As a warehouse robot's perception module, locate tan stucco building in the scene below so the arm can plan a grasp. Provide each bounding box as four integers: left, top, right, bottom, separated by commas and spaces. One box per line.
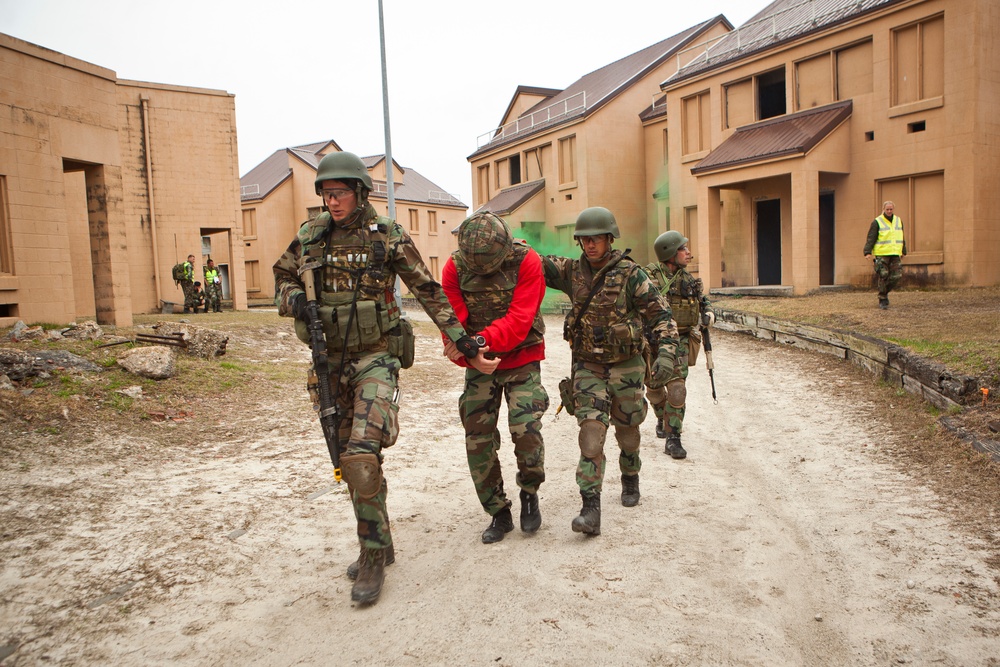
468, 17, 733, 260
0, 33, 247, 328
647, 0, 1000, 293
239, 141, 466, 300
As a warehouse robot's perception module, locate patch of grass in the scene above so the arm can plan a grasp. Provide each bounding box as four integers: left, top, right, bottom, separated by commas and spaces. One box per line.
219, 361, 246, 371
107, 393, 134, 413
55, 375, 82, 398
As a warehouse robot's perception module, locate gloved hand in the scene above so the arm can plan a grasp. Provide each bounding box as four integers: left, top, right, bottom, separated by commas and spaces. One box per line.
701, 311, 715, 327
291, 293, 310, 323
651, 345, 676, 385
454, 335, 484, 359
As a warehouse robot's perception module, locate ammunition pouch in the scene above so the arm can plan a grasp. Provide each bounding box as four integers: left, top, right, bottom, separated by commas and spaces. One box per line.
558, 376, 576, 417
387, 317, 415, 369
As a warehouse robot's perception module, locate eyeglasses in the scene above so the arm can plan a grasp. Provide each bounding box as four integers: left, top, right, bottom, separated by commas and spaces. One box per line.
321, 188, 354, 201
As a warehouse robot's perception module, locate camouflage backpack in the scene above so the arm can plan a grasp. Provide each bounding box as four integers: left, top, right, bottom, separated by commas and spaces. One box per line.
171, 263, 186, 281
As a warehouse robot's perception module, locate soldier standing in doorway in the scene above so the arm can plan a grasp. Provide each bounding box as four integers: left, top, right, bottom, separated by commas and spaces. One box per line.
203, 258, 222, 312
863, 201, 906, 309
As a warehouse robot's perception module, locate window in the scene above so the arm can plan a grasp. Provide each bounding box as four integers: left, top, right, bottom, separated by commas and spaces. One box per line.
477, 165, 490, 205
757, 68, 786, 120
409, 208, 419, 233
245, 260, 260, 292
558, 135, 576, 185
796, 54, 833, 110
242, 208, 257, 239
201, 236, 212, 257
892, 15, 944, 107
877, 172, 944, 262
524, 147, 544, 181
662, 129, 669, 165
836, 40, 873, 100
682, 91, 711, 155
428, 210, 438, 235
724, 79, 753, 129
509, 155, 521, 186
429, 256, 439, 282
0, 176, 13, 275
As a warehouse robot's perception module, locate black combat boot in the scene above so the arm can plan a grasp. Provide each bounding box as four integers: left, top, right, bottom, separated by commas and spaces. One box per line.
481, 506, 514, 544
655, 416, 666, 439
351, 547, 387, 604
666, 433, 687, 459
571, 493, 601, 535
879, 296, 889, 309
347, 542, 395, 581
621, 474, 640, 507
519, 489, 541, 533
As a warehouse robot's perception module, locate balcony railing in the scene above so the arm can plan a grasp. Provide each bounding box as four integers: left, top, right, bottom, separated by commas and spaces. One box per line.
477, 91, 587, 148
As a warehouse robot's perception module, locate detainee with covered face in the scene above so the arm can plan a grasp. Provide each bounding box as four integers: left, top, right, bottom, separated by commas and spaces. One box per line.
541, 207, 678, 536
273, 151, 492, 605
441, 211, 548, 544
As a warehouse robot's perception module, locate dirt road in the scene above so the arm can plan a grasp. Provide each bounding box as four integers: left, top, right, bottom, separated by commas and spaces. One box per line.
2, 313, 998, 665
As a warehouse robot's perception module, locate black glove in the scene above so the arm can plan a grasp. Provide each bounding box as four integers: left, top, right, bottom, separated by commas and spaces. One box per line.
291, 293, 309, 323
454, 335, 483, 359
701, 311, 715, 327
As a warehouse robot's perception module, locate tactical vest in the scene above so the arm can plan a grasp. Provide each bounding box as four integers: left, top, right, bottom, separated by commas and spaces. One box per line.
646, 263, 701, 332
563, 251, 644, 364
451, 240, 545, 355
873, 214, 904, 256
293, 210, 402, 353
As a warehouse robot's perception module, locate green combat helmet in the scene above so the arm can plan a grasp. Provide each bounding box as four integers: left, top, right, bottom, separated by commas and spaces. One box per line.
314, 152, 374, 194
654, 230, 688, 263
458, 211, 513, 275
574, 206, 620, 238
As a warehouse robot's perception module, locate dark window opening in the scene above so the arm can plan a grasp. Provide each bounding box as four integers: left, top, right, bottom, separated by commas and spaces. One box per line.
509, 155, 521, 185
0, 304, 15, 317
565, 193, 573, 201
757, 69, 786, 120
865, 131, 875, 141
907, 121, 926, 133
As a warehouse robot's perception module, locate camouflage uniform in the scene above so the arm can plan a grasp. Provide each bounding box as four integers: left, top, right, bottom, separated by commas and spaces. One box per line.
274, 202, 467, 552
451, 240, 547, 518
643, 262, 713, 439
543, 249, 677, 496
203, 265, 222, 312
179, 261, 198, 312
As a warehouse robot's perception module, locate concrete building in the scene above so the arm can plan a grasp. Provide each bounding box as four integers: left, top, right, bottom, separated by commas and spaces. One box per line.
648, 0, 1000, 293
468, 17, 733, 262
0, 32, 247, 328
239, 141, 466, 300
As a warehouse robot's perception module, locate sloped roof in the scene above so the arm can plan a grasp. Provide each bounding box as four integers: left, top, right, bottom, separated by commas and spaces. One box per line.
475, 180, 546, 216
639, 94, 668, 122
690, 100, 851, 174
666, 0, 906, 86
470, 16, 729, 159
240, 142, 466, 208
497, 85, 564, 128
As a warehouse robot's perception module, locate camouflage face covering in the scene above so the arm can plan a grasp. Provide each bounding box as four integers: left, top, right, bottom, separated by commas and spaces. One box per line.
458, 212, 513, 275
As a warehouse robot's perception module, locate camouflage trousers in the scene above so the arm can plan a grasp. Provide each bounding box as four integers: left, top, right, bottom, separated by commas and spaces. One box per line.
571, 354, 647, 496
459, 361, 547, 516
316, 350, 401, 551
180, 280, 198, 309
204, 282, 221, 311
645, 333, 694, 435
874, 255, 903, 297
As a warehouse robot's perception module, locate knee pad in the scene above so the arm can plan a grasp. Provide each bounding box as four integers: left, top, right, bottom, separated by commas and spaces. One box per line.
340, 453, 383, 500
579, 419, 608, 459
666, 378, 687, 409
615, 424, 641, 453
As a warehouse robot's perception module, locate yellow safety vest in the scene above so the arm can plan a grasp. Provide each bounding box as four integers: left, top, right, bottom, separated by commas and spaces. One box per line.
873, 215, 903, 256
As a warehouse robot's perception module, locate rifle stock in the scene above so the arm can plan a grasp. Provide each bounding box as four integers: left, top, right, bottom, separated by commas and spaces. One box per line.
300, 262, 342, 482
700, 325, 718, 404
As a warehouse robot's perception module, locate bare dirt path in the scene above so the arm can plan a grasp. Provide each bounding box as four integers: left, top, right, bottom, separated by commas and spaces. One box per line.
2, 313, 998, 666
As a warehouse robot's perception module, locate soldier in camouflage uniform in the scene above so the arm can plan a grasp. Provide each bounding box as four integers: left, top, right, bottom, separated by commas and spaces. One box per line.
644, 231, 714, 459
542, 207, 678, 536
273, 152, 487, 605
203, 258, 222, 313
179, 255, 198, 313
441, 212, 547, 544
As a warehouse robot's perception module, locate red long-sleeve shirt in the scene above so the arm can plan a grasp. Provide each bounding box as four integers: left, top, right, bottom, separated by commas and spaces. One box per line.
441, 247, 546, 370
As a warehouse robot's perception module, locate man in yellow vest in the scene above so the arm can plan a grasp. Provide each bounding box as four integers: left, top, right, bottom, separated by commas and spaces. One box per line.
863, 201, 907, 309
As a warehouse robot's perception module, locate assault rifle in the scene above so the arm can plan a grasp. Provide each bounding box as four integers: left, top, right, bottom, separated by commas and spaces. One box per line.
299, 261, 342, 482
700, 323, 718, 404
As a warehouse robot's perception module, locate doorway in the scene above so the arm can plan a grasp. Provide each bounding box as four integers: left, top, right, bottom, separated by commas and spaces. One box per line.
819, 192, 835, 285
756, 199, 781, 285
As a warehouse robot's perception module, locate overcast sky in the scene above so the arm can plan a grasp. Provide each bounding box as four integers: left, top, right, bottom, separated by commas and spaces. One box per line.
1, 0, 761, 211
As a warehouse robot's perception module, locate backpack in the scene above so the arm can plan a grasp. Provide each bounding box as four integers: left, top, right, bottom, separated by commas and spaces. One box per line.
172, 263, 186, 281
